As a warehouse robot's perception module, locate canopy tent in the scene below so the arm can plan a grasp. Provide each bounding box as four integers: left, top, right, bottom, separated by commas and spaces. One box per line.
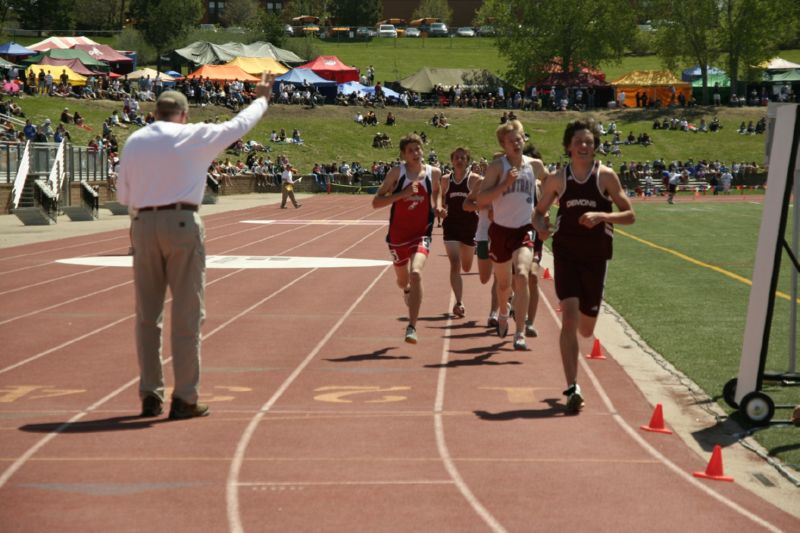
765, 70, 800, 83
691, 73, 730, 87
543, 59, 606, 82
338, 81, 400, 100
186, 63, 260, 82
0, 41, 34, 57
124, 68, 176, 82
536, 71, 608, 88
24, 48, 107, 69
164, 70, 183, 78
399, 67, 505, 93
297, 55, 358, 84
173, 41, 304, 66
26, 64, 86, 86
756, 57, 800, 70
0, 56, 20, 68
226, 56, 288, 76
29, 36, 98, 52
610, 70, 691, 107
273, 68, 337, 102
39, 56, 101, 76
72, 43, 131, 63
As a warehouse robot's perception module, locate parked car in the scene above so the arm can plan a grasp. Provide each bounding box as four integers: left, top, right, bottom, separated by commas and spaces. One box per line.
428, 22, 449, 37
404, 27, 421, 38
476, 25, 496, 37
456, 27, 475, 37
377, 24, 397, 38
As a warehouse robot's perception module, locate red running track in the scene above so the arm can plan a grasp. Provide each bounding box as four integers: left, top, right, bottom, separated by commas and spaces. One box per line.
0, 195, 796, 532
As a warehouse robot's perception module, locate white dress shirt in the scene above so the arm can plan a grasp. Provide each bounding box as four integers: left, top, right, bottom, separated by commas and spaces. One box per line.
117, 97, 267, 209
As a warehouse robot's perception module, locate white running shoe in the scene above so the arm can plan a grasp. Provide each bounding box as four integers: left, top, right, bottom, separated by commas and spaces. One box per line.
564, 384, 585, 413
525, 319, 538, 337
513, 333, 527, 350
488, 311, 498, 328
404, 325, 418, 344
453, 303, 465, 318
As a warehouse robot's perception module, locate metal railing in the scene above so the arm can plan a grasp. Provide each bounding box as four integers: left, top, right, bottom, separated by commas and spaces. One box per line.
0, 141, 108, 184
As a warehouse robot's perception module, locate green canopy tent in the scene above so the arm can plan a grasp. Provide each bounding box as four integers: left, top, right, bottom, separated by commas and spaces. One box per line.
23, 48, 107, 70
172, 41, 304, 67
691, 72, 731, 102
399, 67, 506, 93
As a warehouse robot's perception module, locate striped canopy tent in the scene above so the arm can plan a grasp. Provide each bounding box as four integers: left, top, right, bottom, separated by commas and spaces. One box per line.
610, 70, 691, 107
756, 57, 800, 70
186, 63, 260, 82
225, 56, 288, 76
26, 64, 86, 86
28, 36, 98, 52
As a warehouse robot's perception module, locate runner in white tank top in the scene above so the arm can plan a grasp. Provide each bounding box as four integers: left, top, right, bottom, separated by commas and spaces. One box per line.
477, 121, 549, 349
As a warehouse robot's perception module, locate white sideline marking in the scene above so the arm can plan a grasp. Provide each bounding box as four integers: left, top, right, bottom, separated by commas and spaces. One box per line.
56, 255, 391, 269
540, 292, 781, 532
434, 293, 507, 533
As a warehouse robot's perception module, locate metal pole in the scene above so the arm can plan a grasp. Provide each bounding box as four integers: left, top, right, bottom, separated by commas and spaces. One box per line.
790, 158, 799, 374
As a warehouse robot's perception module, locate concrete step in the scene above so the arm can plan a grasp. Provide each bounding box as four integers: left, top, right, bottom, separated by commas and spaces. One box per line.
62, 205, 98, 221
13, 206, 56, 225
102, 201, 129, 215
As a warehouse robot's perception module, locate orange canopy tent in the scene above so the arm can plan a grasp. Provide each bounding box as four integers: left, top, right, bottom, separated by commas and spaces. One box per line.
186, 63, 260, 82
610, 70, 691, 107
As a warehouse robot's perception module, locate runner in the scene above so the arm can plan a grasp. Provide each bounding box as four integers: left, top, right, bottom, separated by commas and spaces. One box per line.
533, 118, 636, 412
463, 157, 497, 326
440, 147, 480, 318
372, 133, 444, 344
477, 120, 548, 350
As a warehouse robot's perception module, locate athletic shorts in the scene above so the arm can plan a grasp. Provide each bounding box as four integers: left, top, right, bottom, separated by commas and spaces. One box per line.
488, 222, 533, 264
668, 184, 677, 194
388, 236, 431, 266
442, 221, 477, 247
553, 254, 608, 317
476, 240, 490, 260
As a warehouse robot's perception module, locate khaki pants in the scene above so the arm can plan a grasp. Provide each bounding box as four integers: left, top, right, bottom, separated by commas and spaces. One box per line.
281, 183, 298, 208
132, 209, 205, 404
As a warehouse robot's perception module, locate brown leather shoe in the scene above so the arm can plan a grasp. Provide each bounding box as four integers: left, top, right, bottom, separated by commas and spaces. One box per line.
168, 397, 209, 420
140, 395, 163, 417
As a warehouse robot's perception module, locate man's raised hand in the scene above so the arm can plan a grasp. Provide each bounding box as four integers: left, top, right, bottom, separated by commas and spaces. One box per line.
255, 71, 276, 100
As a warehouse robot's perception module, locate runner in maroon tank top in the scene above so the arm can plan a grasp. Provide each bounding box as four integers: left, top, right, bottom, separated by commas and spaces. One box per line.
533, 118, 636, 413
373, 133, 444, 344
440, 147, 481, 318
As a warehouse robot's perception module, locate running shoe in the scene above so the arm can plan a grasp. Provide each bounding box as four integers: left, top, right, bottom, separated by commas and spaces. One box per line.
496, 314, 509, 338
405, 325, 418, 344
525, 319, 538, 337
563, 384, 585, 413
488, 311, 498, 328
453, 302, 465, 318
513, 333, 527, 350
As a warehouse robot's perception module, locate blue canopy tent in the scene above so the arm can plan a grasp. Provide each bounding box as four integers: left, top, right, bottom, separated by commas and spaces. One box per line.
338, 81, 401, 101
681, 65, 725, 82
274, 68, 337, 102
0, 41, 34, 56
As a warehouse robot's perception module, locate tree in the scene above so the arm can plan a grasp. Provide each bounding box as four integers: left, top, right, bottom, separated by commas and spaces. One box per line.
652, 1, 721, 105
129, 0, 202, 72
11, 0, 76, 35
251, 8, 287, 47
219, 0, 258, 28
412, 0, 453, 25
477, 0, 636, 88
718, 0, 799, 93
329, 0, 380, 26
0, 1, 11, 29
73, 0, 124, 30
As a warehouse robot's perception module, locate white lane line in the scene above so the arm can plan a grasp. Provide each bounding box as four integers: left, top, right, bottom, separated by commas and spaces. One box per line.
0, 266, 107, 297
237, 480, 455, 487
0, 222, 385, 492
433, 293, 507, 533
226, 235, 389, 533
539, 292, 781, 533
0, 205, 368, 363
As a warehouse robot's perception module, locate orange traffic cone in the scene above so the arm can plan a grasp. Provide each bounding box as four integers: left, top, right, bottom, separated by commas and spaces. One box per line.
692, 445, 734, 482
586, 338, 606, 360
640, 403, 672, 434
542, 267, 552, 280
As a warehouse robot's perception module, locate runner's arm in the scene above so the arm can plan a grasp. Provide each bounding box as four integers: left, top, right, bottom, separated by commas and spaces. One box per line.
372, 167, 408, 208
579, 168, 636, 228
533, 169, 563, 240
476, 160, 509, 207
462, 173, 483, 212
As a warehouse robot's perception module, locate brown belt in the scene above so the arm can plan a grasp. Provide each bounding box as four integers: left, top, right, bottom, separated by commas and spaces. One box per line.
138, 203, 198, 212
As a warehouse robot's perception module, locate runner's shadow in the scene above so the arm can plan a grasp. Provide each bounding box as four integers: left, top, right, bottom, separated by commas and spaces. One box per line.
397, 314, 450, 323
325, 347, 411, 362
448, 342, 507, 355
19, 415, 172, 434
425, 353, 521, 368
474, 399, 570, 420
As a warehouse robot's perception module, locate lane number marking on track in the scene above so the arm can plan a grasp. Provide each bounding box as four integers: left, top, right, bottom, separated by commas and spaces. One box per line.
313, 386, 410, 404
0, 385, 85, 403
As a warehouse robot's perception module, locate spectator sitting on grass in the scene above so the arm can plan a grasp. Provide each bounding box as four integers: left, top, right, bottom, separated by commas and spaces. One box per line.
53, 124, 71, 143
291, 129, 303, 143
355, 111, 364, 125
385, 111, 396, 126
60, 107, 73, 123
365, 111, 378, 126
278, 128, 287, 142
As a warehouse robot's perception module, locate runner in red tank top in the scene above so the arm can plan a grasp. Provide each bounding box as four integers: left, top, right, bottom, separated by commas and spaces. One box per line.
373, 133, 444, 344
440, 147, 481, 318
533, 118, 636, 413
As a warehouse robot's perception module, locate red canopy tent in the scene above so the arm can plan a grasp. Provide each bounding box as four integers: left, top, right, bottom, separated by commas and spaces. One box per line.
39, 56, 101, 76
297, 55, 359, 84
